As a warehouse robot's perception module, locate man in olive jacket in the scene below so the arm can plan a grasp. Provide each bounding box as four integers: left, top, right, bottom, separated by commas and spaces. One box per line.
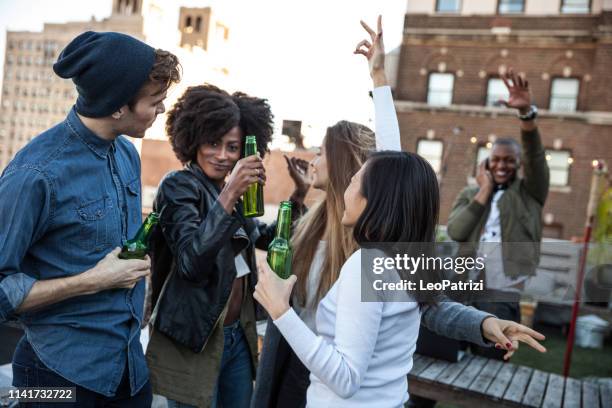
447, 69, 549, 359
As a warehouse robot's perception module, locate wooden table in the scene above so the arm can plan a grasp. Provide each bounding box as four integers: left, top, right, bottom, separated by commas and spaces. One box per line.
408, 354, 612, 407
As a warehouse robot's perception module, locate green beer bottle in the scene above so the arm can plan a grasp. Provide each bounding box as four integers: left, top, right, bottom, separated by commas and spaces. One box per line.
119, 212, 159, 260
243, 135, 264, 218
267, 201, 293, 279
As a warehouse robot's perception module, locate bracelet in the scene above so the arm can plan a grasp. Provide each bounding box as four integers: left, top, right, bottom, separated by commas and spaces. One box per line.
518, 105, 538, 121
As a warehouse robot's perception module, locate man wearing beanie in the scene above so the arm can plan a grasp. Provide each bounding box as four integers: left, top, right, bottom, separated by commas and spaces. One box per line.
0, 31, 180, 406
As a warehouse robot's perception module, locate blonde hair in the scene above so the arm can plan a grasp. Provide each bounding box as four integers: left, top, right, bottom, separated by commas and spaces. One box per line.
292, 121, 375, 305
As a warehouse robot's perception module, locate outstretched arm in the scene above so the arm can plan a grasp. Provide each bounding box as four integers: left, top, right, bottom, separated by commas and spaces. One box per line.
354, 16, 401, 151
422, 301, 546, 360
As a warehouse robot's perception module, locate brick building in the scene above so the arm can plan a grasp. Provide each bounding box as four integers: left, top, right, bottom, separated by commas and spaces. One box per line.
394, 0, 612, 239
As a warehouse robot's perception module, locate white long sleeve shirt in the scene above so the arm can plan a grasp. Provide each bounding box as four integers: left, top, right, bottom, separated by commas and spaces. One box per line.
274, 250, 421, 408
373, 86, 401, 151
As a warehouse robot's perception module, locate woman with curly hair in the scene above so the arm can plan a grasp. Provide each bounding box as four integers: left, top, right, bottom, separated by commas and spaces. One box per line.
144, 84, 307, 408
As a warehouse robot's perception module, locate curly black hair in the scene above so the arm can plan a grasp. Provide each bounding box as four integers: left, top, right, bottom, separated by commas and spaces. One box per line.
166, 84, 273, 164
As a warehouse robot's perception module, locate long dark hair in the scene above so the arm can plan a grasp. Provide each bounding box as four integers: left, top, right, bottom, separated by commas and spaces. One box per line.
354, 151, 439, 243
354, 150, 440, 305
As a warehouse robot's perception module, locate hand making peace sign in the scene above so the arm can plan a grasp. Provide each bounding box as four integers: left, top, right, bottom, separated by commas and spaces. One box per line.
354, 15, 385, 81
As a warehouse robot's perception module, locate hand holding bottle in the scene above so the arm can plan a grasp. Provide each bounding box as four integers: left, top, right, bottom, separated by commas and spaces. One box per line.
254, 258, 297, 320
219, 155, 266, 214
84, 248, 151, 292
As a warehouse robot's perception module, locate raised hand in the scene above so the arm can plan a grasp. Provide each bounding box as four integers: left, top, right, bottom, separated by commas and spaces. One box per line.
225, 155, 266, 195
498, 68, 532, 114
218, 154, 266, 214
284, 154, 311, 196
354, 15, 386, 84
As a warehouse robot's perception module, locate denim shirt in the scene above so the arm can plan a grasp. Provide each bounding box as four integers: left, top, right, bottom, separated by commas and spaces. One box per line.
0, 106, 147, 397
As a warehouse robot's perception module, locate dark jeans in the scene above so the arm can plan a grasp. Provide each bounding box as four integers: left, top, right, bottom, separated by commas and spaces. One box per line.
167, 321, 253, 408
12, 336, 152, 408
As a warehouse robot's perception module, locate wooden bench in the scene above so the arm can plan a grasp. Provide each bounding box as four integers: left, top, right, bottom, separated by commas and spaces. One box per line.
408, 354, 612, 407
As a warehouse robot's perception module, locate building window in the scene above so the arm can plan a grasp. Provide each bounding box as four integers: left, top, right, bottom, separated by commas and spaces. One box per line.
195, 16, 202, 32
561, 0, 590, 13
498, 0, 525, 13
436, 0, 461, 13
417, 139, 444, 174
185, 16, 192, 28
550, 78, 579, 113
486, 78, 509, 106
546, 150, 572, 187
427, 73, 454, 106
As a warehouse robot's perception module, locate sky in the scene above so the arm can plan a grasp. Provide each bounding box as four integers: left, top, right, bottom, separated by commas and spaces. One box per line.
0, 0, 408, 147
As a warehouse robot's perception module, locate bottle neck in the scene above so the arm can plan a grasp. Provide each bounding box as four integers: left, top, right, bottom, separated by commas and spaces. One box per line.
275, 208, 291, 240
245, 145, 257, 156
134, 214, 158, 243
244, 138, 257, 156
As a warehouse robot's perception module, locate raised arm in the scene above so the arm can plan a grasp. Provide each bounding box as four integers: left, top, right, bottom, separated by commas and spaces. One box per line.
498, 69, 549, 205
354, 16, 401, 152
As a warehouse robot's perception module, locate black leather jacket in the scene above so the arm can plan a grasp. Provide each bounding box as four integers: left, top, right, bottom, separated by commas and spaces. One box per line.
150, 162, 275, 353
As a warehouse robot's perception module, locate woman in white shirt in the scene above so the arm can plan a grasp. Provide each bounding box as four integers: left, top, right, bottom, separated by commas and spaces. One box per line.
255, 143, 442, 407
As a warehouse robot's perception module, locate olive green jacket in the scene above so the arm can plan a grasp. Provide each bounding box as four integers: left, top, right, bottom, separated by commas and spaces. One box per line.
447, 128, 549, 278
